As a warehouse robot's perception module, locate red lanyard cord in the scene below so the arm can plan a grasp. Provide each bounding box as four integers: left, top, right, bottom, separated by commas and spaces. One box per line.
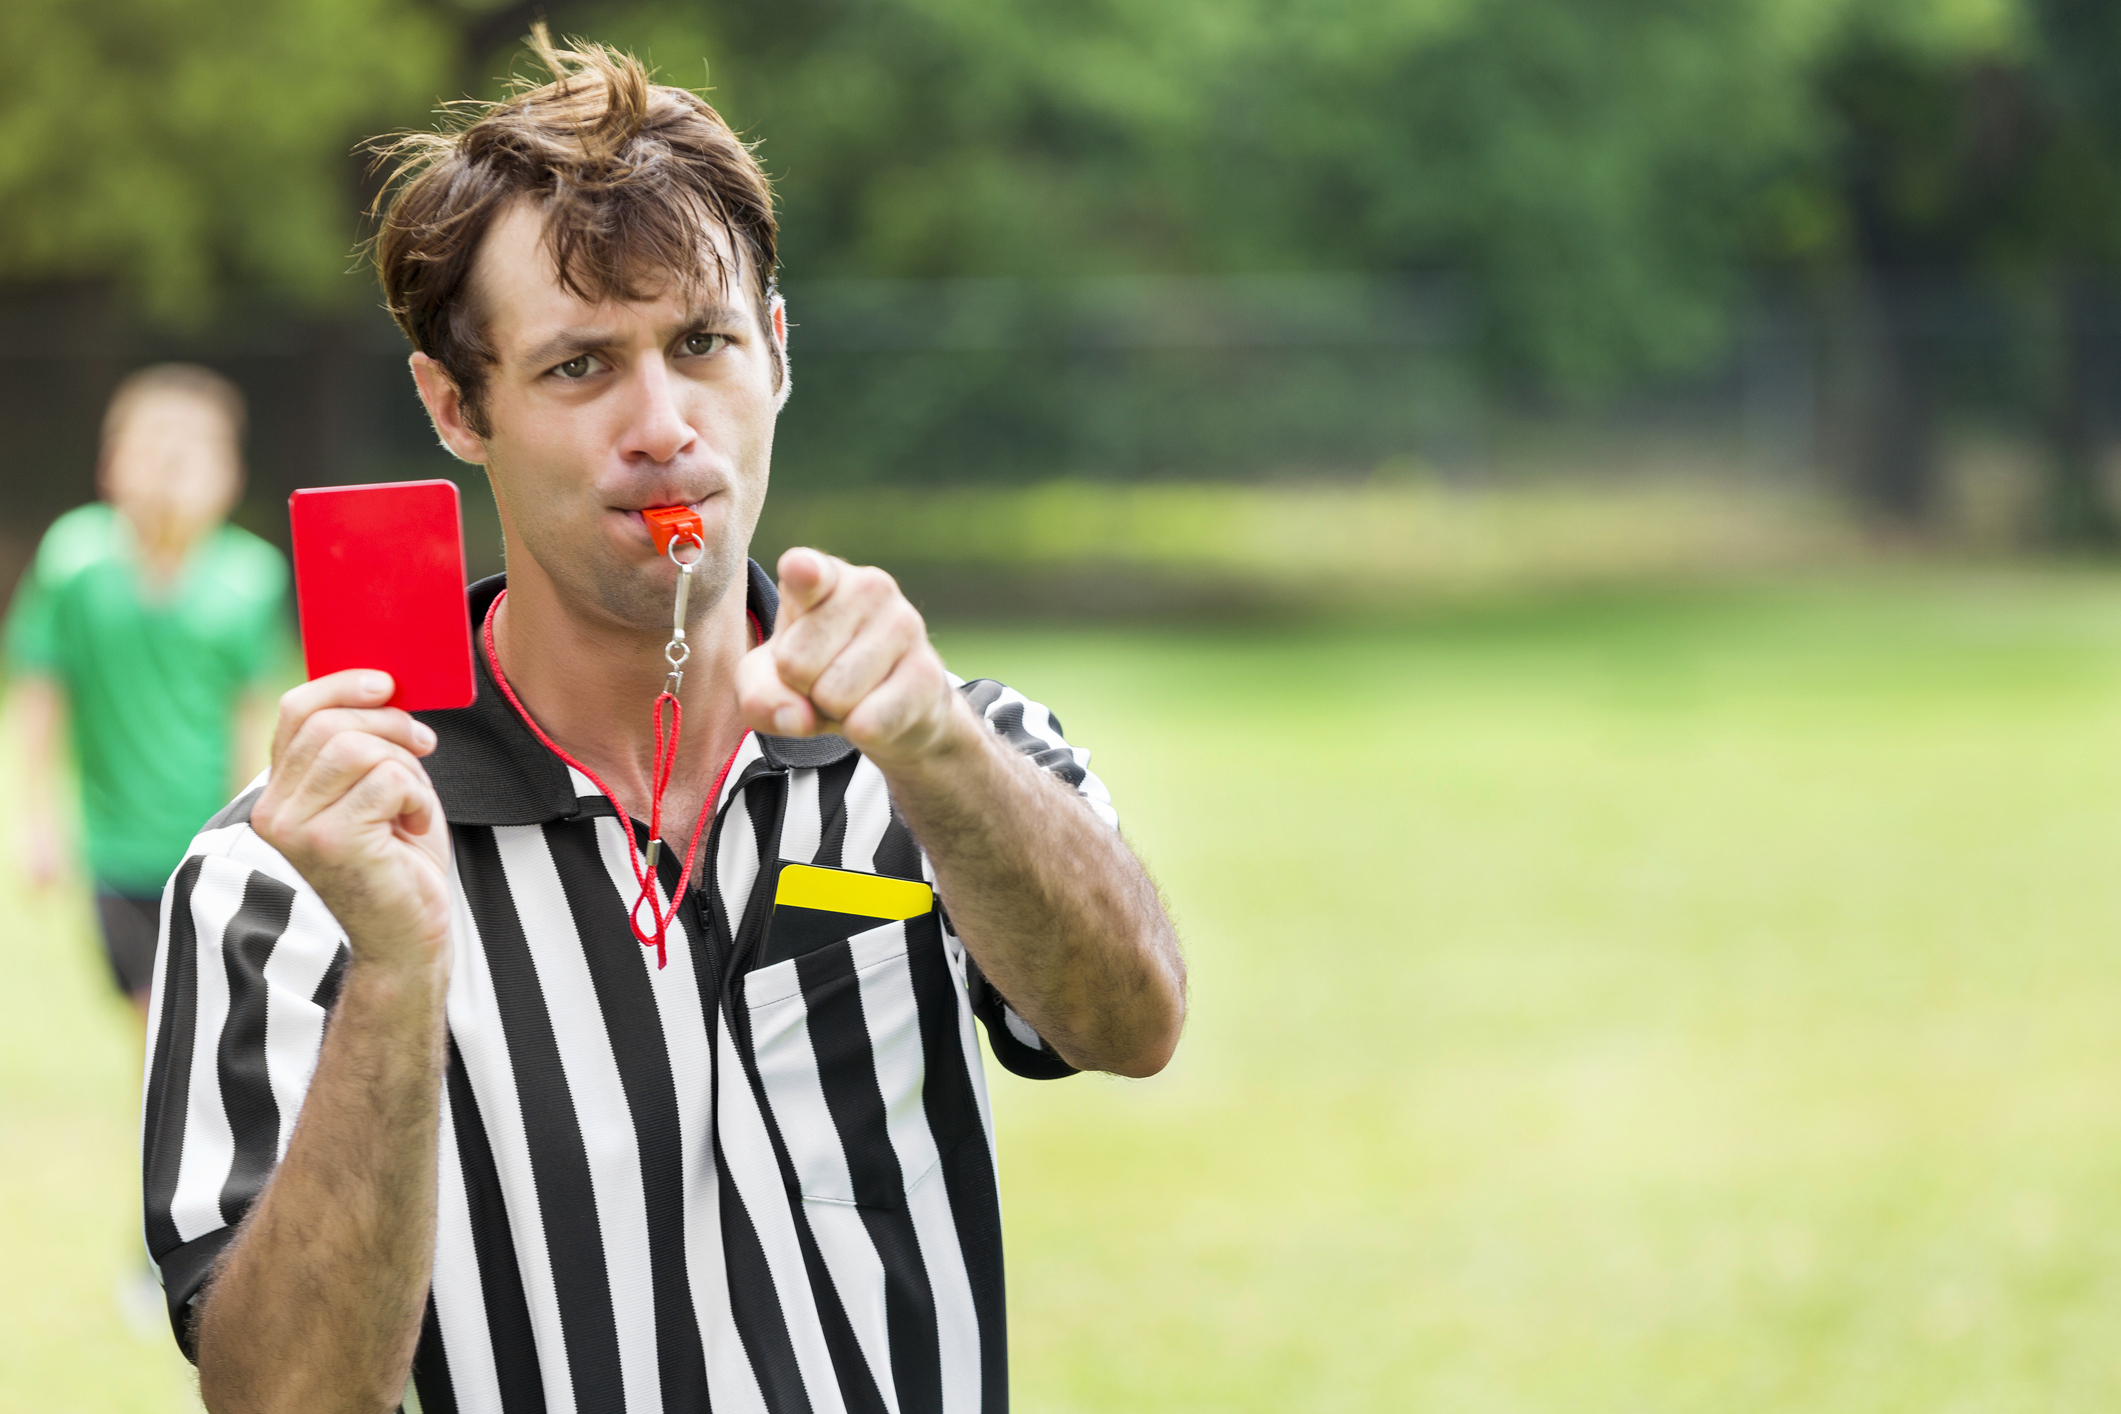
479, 589, 753, 968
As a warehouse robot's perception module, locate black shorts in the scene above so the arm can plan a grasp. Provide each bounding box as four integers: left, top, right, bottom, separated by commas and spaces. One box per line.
94, 889, 163, 998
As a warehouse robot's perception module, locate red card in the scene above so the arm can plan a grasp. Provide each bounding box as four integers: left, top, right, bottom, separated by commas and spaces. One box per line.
290, 480, 476, 711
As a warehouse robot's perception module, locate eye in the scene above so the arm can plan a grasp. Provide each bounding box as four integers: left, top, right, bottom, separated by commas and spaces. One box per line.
554, 354, 596, 380
682, 332, 727, 358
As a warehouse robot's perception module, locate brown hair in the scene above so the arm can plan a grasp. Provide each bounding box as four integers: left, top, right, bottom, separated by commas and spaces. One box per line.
369, 27, 779, 435
102, 363, 246, 448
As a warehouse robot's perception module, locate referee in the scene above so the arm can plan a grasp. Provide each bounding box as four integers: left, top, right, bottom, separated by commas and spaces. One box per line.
142, 30, 1184, 1414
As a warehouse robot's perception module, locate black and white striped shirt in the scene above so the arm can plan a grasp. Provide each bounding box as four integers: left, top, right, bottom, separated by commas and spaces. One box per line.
142, 565, 1109, 1414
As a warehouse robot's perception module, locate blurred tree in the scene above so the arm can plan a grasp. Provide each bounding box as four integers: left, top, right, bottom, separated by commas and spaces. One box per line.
518, 0, 1216, 283
1185, 0, 1835, 394
563, 0, 1839, 396
1800, 0, 2121, 539
1810, 24, 2018, 527
14, 0, 2121, 524
0, 0, 452, 318
2018, 0, 2121, 543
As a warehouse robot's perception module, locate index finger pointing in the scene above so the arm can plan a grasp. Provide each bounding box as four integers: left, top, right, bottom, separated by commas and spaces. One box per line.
774, 547, 842, 629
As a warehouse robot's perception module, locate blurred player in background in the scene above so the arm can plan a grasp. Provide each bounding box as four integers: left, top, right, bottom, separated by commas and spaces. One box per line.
7, 364, 288, 1029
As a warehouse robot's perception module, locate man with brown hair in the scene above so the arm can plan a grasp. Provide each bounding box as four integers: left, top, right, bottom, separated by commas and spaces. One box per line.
142, 31, 1183, 1414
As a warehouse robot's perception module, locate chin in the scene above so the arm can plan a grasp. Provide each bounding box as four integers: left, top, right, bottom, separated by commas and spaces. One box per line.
552, 528, 748, 634
686, 540, 749, 616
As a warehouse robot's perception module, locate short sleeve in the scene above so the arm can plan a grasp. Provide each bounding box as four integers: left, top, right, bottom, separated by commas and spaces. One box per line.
955, 678, 1119, 830
140, 787, 349, 1360
1, 511, 92, 677
8, 505, 120, 679
233, 595, 294, 688
3, 557, 57, 676
209, 529, 292, 686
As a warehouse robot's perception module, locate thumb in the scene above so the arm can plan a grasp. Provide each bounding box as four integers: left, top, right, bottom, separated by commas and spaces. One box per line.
775, 547, 841, 628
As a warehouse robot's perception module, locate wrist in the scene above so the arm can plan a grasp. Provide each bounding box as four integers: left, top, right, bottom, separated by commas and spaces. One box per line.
341, 946, 450, 1014
868, 690, 987, 779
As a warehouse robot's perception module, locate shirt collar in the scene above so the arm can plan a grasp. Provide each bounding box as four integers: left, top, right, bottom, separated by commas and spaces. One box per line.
416, 558, 855, 827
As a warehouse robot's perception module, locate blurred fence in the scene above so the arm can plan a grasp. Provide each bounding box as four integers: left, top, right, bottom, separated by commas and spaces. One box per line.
0, 286, 447, 574
0, 271, 2080, 603
776, 275, 1486, 485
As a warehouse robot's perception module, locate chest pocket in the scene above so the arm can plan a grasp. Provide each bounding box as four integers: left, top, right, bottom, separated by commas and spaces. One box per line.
753, 862, 933, 970
743, 866, 963, 1209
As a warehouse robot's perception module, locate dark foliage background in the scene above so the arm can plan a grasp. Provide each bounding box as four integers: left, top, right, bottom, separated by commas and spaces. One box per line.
7, 0, 2121, 583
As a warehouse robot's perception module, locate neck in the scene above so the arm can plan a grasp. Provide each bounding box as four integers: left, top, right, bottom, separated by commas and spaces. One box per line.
492, 554, 753, 826
120, 509, 203, 592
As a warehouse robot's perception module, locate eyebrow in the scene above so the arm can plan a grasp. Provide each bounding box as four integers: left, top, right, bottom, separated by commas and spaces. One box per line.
517, 301, 754, 373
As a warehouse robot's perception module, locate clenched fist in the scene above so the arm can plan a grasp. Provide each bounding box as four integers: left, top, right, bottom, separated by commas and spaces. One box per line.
250, 670, 453, 974
736, 548, 977, 770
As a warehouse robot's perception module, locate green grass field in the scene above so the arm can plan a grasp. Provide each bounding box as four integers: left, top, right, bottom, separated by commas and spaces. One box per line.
12, 568, 2121, 1409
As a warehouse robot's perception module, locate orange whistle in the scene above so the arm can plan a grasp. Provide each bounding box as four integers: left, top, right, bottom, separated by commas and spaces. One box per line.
643, 505, 704, 556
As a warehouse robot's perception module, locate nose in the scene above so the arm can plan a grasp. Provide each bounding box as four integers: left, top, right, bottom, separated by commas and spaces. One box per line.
617, 354, 695, 466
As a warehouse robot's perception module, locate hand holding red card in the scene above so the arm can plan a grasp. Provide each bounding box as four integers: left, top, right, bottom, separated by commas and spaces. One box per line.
290, 481, 476, 712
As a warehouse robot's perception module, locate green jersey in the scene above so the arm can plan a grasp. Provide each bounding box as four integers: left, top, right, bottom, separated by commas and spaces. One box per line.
6, 504, 289, 893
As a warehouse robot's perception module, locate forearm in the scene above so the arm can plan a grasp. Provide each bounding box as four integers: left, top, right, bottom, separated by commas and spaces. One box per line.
737, 550, 1183, 1072
883, 698, 1183, 1076
13, 676, 71, 882
195, 956, 448, 1414
14, 676, 63, 816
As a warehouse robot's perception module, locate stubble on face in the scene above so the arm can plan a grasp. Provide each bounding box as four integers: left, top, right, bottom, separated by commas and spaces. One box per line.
489, 437, 760, 635
466, 200, 779, 640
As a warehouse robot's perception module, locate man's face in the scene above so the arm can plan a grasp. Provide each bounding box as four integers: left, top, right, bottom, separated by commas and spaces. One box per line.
102, 392, 241, 557
446, 199, 783, 633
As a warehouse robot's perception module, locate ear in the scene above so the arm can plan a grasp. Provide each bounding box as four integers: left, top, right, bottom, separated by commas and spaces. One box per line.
770, 295, 793, 414
410, 353, 489, 464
